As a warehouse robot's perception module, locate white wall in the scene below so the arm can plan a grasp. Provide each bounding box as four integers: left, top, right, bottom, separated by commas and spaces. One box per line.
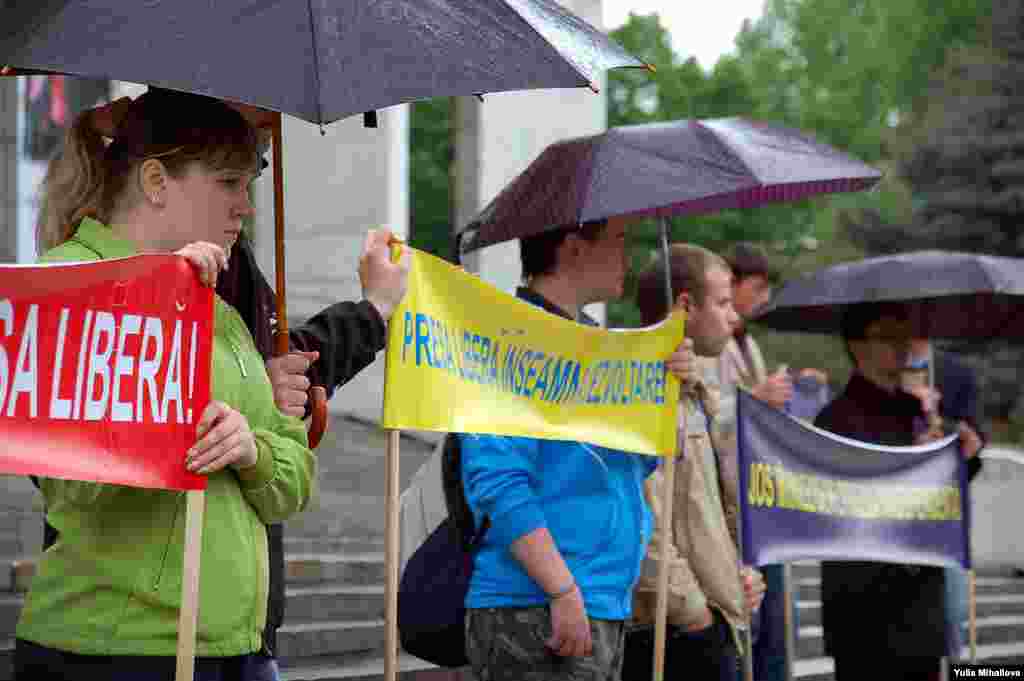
454, 0, 609, 324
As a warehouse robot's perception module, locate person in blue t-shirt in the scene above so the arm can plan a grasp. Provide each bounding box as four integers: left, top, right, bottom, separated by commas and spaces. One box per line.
459, 217, 692, 681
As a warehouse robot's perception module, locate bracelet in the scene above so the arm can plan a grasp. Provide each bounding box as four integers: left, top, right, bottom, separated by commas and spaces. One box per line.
547, 579, 576, 601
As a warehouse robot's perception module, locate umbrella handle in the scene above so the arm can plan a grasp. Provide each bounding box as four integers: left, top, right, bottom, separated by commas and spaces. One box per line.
274, 330, 329, 450
269, 113, 329, 450
308, 387, 328, 449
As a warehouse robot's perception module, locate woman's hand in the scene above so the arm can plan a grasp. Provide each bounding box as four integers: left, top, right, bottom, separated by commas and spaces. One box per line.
176, 241, 228, 288
187, 401, 259, 474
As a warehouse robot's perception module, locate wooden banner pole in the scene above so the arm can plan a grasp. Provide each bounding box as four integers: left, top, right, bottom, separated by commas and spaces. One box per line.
384, 429, 402, 681
652, 456, 676, 681
175, 490, 206, 681
783, 563, 796, 681
969, 569, 977, 663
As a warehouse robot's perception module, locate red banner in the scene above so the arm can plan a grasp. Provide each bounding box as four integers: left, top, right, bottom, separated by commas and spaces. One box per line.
0, 255, 212, 491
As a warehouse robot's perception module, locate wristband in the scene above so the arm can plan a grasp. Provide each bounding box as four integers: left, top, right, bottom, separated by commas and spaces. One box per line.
547, 579, 576, 601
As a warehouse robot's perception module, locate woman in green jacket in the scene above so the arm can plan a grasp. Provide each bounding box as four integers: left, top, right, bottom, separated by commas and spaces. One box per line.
14, 88, 317, 681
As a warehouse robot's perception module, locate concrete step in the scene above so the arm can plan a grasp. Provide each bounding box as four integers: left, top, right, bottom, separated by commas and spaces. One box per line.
280, 651, 464, 681
796, 614, 1024, 659
277, 620, 386, 660
795, 640, 1024, 681
797, 593, 1024, 627
790, 562, 821, 582
286, 553, 387, 587
285, 585, 385, 622
285, 537, 386, 557
0, 596, 22, 639
798, 575, 1024, 602
0, 639, 11, 681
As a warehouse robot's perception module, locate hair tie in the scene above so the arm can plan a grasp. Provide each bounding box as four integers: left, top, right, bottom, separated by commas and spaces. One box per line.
85, 96, 133, 139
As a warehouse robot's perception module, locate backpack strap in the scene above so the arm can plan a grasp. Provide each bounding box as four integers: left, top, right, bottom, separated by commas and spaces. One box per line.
441, 433, 491, 552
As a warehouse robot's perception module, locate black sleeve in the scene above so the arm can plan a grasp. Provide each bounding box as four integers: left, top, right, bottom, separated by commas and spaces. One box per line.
967, 454, 982, 481
288, 300, 387, 400
937, 355, 985, 480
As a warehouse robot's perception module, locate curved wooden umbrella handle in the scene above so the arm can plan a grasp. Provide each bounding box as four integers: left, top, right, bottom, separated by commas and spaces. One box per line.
308, 386, 329, 449
269, 114, 329, 450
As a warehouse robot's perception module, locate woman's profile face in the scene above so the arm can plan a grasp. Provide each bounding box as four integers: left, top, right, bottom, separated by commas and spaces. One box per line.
162, 161, 256, 253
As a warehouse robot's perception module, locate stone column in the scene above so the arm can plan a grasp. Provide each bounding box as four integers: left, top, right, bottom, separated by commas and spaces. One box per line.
452, 0, 608, 322
250, 104, 410, 422
0, 77, 16, 264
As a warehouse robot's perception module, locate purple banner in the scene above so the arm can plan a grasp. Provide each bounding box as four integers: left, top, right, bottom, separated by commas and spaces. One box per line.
737, 389, 970, 569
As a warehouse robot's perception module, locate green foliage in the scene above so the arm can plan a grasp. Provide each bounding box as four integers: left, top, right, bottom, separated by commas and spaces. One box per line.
603, 1, 991, 327
405, 0, 994, 343
409, 98, 454, 262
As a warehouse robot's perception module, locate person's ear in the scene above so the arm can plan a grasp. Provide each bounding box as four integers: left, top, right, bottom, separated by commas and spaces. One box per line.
138, 158, 168, 208
674, 290, 691, 314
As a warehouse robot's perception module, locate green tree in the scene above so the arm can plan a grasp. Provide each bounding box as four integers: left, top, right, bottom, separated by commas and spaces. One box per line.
605, 13, 827, 327
408, 98, 454, 262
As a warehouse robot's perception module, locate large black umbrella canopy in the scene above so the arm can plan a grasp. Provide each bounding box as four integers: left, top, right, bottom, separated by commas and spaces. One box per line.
2, 0, 648, 125
458, 117, 882, 254
753, 250, 1024, 340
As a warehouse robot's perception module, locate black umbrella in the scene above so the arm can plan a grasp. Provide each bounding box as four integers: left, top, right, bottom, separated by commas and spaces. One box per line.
2, 0, 648, 125
457, 117, 882, 254
3, 0, 650, 446
753, 250, 1024, 340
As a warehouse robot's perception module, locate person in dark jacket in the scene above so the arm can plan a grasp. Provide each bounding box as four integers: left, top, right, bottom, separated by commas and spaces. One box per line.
215, 230, 408, 668
815, 304, 983, 681
905, 339, 986, 660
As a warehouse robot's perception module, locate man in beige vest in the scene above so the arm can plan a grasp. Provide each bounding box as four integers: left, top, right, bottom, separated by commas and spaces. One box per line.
716, 243, 793, 431
622, 244, 765, 681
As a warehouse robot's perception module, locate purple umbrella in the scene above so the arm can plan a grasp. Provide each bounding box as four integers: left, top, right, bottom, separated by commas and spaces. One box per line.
457, 118, 882, 254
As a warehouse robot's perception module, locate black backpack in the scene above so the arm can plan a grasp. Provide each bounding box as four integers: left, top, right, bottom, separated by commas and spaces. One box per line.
398, 434, 489, 667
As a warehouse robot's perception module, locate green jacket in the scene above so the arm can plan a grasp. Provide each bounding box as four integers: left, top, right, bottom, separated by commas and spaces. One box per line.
16, 218, 317, 657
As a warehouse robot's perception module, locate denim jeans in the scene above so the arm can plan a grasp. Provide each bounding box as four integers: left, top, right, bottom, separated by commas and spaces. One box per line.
945, 566, 968, 658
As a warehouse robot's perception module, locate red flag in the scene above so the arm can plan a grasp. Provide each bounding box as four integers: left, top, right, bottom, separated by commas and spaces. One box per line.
0, 255, 212, 491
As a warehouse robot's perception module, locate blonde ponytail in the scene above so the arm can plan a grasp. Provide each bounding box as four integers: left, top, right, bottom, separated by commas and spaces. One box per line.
35, 110, 108, 254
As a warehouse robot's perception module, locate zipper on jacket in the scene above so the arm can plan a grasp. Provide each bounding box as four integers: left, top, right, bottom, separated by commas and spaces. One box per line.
153, 492, 184, 590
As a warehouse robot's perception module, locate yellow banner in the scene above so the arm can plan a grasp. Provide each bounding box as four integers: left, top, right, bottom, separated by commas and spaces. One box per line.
382, 248, 684, 457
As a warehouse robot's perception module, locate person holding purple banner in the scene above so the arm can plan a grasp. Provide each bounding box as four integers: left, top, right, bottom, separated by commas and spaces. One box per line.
713, 242, 822, 681
903, 339, 986, 662
623, 244, 765, 681
815, 303, 983, 681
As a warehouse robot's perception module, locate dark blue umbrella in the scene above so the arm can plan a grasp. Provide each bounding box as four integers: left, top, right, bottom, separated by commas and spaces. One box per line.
2, 0, 648, 125
754, 250, 1024, 340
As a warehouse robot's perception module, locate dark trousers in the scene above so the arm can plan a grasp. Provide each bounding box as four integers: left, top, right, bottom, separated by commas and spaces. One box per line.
15, 639, 278, 681
833, 655, 940, 681
622, 611, 738, 681
753, 564, 792, 681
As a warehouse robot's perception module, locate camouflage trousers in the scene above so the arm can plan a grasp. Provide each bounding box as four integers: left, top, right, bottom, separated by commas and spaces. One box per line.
465, 606, 626, 681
